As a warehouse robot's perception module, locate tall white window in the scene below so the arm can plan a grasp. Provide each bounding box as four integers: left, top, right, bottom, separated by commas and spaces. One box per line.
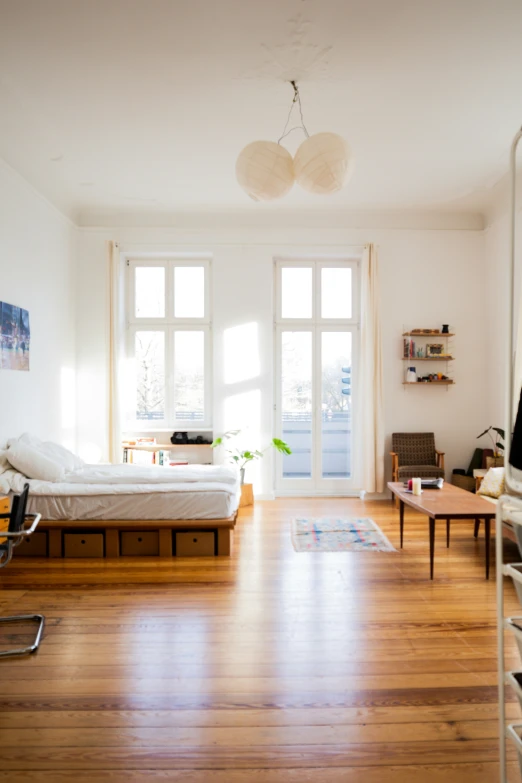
127, 258, 211, 429
275, 258, 359, 494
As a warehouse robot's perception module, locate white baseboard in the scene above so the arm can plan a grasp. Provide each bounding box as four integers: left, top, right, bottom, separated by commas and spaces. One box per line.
254, 493, 276, 501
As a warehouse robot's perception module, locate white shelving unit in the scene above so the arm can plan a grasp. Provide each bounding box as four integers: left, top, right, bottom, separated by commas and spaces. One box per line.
496, 496, 522, 782
496, 125, 522, 783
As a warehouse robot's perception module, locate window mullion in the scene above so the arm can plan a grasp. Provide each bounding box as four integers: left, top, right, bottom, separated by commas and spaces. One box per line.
167, 261, 174, 321
166, 326, 174, 428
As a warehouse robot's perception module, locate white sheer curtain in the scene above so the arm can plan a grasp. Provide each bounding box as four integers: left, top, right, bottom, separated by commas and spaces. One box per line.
108, 241, 126, 463
356, 243, 384, 493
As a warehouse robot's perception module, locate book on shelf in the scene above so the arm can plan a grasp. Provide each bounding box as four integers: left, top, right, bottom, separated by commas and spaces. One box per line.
155, 449, 171, 466
122, 447, 158, 465
403, 338, 415, 359
122, 446, 189, 467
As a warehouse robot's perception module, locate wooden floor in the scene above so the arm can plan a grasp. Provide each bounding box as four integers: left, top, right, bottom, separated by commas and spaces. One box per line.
0, 497, 521, 782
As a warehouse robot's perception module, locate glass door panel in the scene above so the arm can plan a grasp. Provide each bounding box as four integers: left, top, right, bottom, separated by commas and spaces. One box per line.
281, 331, 313, 480
321, 332, 352, 479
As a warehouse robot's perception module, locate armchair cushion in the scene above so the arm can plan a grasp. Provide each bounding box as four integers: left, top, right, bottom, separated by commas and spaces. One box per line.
397, 465, 445, 480
392, 433, 437, 466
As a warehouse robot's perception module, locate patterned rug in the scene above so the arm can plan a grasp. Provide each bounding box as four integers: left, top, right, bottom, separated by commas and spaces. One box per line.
291, 518, 396, 553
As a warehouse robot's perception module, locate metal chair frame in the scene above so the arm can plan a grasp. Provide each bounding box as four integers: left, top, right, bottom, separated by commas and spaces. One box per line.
0, 484, 43, 657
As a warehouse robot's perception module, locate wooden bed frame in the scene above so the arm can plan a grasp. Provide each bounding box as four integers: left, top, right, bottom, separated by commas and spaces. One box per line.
17, 514, 238, 558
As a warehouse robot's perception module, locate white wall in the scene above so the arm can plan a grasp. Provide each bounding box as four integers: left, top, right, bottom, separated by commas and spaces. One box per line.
484, 212, 510, 427
76, 221, 487, 496
0, 160, 77, 446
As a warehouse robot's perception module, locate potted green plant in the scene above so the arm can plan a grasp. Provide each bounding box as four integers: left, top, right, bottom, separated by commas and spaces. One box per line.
476, 426, 505, 467
212, 430, 292, 485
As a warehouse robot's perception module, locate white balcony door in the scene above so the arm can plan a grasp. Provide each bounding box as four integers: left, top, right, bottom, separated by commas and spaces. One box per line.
274, 260, 359, 495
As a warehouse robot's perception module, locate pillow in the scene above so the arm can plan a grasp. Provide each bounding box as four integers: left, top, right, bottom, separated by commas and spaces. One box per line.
0, 449, 9, 474
6, 434, 84, 472
477, 467, 505, 499
7, 432, 43, 449
40, 442, 84, 472
6, 442, 65, 482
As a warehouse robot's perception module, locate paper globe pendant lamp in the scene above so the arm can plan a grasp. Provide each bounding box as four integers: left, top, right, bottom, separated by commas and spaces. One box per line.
294, 132, 352, 195
236, 140, 294, 201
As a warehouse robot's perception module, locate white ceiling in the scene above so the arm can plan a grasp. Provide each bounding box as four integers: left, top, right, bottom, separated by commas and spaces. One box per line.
1, 0, 521, 224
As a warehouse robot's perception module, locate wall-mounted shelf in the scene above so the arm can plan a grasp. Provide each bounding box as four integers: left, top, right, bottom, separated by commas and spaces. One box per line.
402, 380, 454, 386
402, 327, 455, 387
401, 357, 454, 361
402, 332, 455, 337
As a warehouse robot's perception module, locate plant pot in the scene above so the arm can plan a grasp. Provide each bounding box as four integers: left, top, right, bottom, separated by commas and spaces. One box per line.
485, 455, 504, 469
239, 483, 254, 507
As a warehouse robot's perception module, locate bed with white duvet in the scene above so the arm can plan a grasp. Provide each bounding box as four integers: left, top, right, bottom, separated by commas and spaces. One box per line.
0, 435, 240, 521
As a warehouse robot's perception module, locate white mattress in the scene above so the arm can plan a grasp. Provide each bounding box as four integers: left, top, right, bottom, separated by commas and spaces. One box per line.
3, 463, 241, 521
27, 488, 239, 521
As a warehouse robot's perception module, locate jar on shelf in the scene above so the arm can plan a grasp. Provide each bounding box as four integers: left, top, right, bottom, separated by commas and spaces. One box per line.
405, 366, 417, 383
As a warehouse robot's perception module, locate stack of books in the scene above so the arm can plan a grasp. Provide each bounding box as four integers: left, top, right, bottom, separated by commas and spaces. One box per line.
122, 438, 188, 466
403, 338, 415, 358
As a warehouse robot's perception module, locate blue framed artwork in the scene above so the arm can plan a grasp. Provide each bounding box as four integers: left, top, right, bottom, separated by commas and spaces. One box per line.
1, 301, 30, 371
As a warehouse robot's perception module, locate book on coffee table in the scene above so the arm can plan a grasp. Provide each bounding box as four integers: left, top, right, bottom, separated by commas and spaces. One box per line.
402, 478, 444, 490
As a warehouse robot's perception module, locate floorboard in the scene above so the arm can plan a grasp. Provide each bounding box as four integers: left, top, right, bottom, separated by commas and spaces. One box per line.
0, 497, 520, 781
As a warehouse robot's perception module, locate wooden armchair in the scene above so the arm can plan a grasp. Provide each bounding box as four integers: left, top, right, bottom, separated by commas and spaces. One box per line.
390, 432, 445, 484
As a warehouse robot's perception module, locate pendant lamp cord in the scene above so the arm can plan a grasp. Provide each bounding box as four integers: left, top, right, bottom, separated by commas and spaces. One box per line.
277, 80, 310, 144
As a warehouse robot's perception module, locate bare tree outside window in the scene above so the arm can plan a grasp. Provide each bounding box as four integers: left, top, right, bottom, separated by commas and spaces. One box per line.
135, 331, 165, 420
281, 332, 312, 417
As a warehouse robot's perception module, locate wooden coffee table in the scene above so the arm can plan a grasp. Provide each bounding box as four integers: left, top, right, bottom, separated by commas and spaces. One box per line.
388, 481, 496, 579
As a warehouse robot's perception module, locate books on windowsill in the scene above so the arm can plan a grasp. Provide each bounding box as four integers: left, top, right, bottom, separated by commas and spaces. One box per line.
122, 447, 188, 466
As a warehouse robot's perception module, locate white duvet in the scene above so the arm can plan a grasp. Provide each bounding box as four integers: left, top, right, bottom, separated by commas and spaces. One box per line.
62, 464, 238, 486
3, 463, 240, 497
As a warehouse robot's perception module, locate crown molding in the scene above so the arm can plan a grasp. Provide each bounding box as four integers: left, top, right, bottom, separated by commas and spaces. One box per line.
77, 208, 484, 232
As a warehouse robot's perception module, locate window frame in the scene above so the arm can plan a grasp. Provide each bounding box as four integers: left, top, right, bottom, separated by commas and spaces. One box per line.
275, 258, 359, 326
126, 257, 212, 431
274, 257, 360, 494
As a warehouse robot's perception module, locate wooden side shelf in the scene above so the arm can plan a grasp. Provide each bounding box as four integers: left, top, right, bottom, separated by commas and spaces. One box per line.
402, 380, 454, 386
402, 328, 455, 386
402, 332, 455, 337
401, 357, 454, 361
